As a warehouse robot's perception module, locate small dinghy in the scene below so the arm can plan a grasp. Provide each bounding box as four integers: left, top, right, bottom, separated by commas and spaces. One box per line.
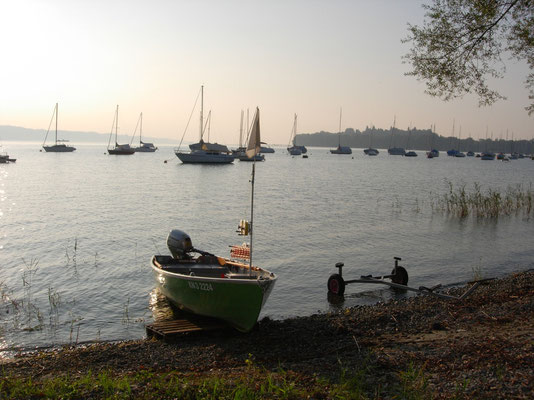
151, 230, 276, 332
151, 108, 276, 332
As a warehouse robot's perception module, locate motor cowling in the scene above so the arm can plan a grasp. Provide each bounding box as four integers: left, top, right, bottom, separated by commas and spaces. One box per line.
167, 229, 193, 259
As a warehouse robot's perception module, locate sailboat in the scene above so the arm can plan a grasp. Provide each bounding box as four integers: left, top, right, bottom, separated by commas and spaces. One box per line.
446, 120, 459, 156
481, 127, 495, 160
42, 103, 76, 152
287, 114, 303, 155
151, 108, 276, 332
260, 142, 275, 153
107, 105, 135, 155
404, 127, 418, 157
388, 116, 405, 155
131, 113, 157, 152
330, 108, 352, 154
232, 110, 247, 156
0, 145, 16, 163
175, 86, 235, 164
426, 124, 439, 158
363, 127, 379, 156
234, 110, 264, 161
454, 127, 466, 157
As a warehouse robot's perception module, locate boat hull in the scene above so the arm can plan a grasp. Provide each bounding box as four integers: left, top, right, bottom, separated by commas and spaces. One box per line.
238, 154, 265, 162
364, 148, 379, 155
134, 147, 157, 152
175, 151, 235, 164
481, 152, 495, 160
108, 148, 135, 155
151, 256, 276, 332
330, 146, 352, 154
43, 144, 76, 152
388, 147, 405, 155
287, 147, 302, 156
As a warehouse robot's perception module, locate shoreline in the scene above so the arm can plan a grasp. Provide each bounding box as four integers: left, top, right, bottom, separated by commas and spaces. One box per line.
1, 269, 533, 398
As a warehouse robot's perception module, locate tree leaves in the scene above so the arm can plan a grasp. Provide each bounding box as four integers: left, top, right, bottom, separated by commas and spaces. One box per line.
403, 0, 534, 113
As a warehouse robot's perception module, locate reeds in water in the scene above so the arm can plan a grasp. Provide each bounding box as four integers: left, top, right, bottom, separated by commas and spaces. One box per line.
433, 181, 534, 218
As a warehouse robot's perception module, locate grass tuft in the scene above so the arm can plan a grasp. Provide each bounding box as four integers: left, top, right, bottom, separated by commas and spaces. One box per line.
432, 180, 534, 218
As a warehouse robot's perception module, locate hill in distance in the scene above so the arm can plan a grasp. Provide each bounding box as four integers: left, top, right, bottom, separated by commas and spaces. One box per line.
0, 125, 178, 145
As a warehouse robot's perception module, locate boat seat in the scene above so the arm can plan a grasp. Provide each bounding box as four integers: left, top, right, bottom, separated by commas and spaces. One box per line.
154, 255, 229, 277
162, 264, 229, 278
197, 255, 226, 265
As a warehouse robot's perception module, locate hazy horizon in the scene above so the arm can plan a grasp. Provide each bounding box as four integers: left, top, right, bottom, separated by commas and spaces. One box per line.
2, 0, 533, 145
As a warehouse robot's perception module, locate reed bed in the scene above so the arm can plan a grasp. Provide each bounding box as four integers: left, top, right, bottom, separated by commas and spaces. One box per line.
432, 181, 534, 218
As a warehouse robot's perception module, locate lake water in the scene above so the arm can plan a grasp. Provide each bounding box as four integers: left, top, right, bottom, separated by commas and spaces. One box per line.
1, 143, 534, 354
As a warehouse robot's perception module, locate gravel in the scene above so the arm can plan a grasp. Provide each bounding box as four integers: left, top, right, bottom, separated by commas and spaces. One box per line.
2, 269, 533, 398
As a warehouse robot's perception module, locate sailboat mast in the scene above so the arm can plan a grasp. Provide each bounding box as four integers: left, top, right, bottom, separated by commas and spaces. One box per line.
115, 105, 119, 146
338, 107, 342, 147
200, 85, 204, 141
293, 114, 297, 146
239, 110, 244, 148
55, 103, 58, 145
391, 115, 396, 148
140, 112, 143, 145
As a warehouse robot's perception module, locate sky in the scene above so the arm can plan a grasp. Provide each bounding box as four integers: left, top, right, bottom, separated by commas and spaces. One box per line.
1, 0, 533, 145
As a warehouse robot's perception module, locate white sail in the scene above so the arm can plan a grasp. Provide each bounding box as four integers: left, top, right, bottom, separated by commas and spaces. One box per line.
246, 108, 261, 158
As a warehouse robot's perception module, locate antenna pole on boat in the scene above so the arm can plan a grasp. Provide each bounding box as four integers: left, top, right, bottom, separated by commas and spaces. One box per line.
249, 159, 255, 275
248, 107, 260, 275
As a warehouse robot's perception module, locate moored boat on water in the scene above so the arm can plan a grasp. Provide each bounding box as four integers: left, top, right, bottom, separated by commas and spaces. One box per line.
175, 86, 235, 164
388, 147, 405, 155
239, 153, 265, 162
287, 114, 305, 155
233, 110, 265, 162
481, 152, 496, 160
0, 145, 16, 163
42, 103, 76, 152
364, 129, 379, 156
131, 113, 158, 152
330, 108, 352, 155
0, 153, 16, 163
427, 149, 439, 158
107, 105, 135, 155
260, 142, 275, 153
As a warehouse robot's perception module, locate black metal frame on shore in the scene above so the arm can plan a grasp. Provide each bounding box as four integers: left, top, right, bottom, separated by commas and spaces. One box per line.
327, 257, 494, 300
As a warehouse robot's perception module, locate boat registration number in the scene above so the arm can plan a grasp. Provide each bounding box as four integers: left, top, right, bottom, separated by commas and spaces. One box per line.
188, 281, 213, 291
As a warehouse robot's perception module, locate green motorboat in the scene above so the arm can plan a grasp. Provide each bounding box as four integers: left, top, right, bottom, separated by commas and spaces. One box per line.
151, 108, 276, 332
150, 230, 276, 332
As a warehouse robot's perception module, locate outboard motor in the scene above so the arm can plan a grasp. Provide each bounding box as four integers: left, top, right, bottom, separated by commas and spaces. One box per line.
167, 230, 193, 259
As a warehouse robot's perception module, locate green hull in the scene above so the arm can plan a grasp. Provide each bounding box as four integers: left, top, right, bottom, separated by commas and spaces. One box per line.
151, 256, 276, 332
